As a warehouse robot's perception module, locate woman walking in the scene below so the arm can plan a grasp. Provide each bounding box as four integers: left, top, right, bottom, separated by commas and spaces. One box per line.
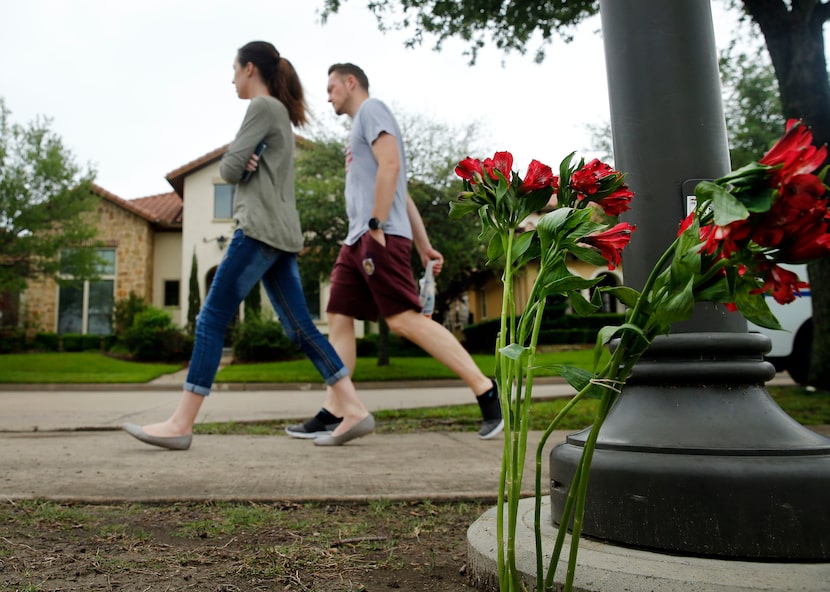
123, 41, 371, 450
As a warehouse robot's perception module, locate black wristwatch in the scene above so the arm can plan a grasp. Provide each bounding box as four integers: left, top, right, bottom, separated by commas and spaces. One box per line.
368, 217, 386, 231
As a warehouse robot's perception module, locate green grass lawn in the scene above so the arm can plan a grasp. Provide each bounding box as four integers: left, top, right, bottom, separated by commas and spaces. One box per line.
0, 348, 602, 384
0, 353, 181, 384
214, 348, 605, 383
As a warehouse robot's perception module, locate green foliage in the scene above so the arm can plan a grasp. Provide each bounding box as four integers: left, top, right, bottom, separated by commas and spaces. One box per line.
113, 292, 148, 336
294, 136, 348, 283
321, 0, 600, 64
231, 313, 301, 363
0, 98, 100, 293
244, 281, 262, 317
187, 250, 201, 335
32, 332, 59, 351
123, 307, 193, 363
719, 31, 785, 168
0, 328, 26, 353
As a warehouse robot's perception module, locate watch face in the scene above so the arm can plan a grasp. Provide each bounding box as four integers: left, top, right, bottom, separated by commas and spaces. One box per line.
369, 217, 382, 230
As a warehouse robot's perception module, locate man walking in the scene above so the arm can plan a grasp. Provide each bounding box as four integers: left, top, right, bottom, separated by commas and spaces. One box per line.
287, 63, 502, 446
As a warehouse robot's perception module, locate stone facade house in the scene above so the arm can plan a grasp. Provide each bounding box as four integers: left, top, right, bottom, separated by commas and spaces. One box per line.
21, 184, 182, 335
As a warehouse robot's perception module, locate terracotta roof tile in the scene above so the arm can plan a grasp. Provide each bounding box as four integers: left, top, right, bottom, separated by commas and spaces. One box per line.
130, 192, 183, 227
90, 183, 182, 228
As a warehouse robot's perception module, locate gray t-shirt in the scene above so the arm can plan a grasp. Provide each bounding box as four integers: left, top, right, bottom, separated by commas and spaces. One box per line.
343, 98, 412, 246
220, 95, 303, 253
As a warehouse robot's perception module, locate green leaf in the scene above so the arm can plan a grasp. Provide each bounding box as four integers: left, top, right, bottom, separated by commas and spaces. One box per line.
569, 290, 600, 316
499, 343, 527, 360
694, 276, 731, 303
602, 286, 640, 308
486, 233, 505, 264
652, 276, 696, 329
567, 244, 610, 267
711, 183, 750, 226
448, 198, 482, 219
544, 364, 604, 399
510, 230, 536, 264
735, 291, 782, 330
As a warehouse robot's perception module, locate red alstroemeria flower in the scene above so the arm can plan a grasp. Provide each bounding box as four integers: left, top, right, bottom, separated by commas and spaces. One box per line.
455, 157, 484, 183
750, 262, 809, 305
778, 222, 830, 262
581, 222, 636, 270
571, 158, 616, 196
520, 159, 555, 194
760, 119, 828, 185
483, 151, 514, 181
677, 212, 696, 236
701, 219, 751, 259
751, 176, 828, 249
596, 185, 634, 216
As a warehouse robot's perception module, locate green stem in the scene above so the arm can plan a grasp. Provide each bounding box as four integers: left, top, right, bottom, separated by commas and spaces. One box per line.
496, 228, 518, 590
564, 387, 616, 591
533, 387, 589, 591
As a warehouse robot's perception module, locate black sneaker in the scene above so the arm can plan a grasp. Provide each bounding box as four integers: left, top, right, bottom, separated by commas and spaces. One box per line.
285, 408, 343, 439
479, 418, 505, 440
476, 379, 504, 440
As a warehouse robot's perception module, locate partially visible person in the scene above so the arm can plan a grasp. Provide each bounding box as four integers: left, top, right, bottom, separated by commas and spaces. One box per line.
286, 63, 502, 446
123, 42, 368, 450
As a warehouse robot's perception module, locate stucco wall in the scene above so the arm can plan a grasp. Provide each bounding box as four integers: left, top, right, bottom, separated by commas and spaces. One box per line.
153, 231, 183, 326
180, 163, 235, 322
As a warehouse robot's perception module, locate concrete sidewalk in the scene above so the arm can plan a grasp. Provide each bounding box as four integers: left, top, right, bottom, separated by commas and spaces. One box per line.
0, 378, 578, 503
0, 372, 807, 503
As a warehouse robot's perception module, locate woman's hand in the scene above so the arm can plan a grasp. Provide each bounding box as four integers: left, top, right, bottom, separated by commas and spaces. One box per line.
244, 154, 260, 173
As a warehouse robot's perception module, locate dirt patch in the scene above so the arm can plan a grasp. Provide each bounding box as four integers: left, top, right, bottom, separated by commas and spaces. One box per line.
1, 498, 489, 591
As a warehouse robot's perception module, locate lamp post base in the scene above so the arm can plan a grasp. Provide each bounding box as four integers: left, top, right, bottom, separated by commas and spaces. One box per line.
550, 332, 830, 560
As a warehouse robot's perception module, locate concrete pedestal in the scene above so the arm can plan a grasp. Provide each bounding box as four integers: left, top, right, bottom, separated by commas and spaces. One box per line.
467, 497, 830, 591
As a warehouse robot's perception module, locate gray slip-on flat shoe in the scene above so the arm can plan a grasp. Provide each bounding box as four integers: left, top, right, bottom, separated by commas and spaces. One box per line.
123, 423, 192, 451
313, 414, 375, 446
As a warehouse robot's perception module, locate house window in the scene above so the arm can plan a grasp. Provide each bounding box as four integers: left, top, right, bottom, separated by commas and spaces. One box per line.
214, 184, 236, 219
164, 280, 181, 307
57, 249, 115, 335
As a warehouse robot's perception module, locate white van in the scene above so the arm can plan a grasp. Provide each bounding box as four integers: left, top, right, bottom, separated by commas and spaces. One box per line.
746, 264, 813, 385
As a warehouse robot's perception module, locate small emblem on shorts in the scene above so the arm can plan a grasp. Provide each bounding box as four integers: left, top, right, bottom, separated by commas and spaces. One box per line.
362, 258, 375, 276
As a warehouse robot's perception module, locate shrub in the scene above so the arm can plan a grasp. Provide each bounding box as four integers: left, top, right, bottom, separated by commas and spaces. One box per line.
462, 318, 501, 353
0, 329, 26, 354
114, 292, 149, 337
124, 307, 193, 363
231, 314, 301, 363
32, 333, 60, 352
60, 333, 84, 352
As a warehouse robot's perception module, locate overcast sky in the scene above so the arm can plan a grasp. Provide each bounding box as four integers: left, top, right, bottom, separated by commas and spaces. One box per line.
3, 0, 743, 199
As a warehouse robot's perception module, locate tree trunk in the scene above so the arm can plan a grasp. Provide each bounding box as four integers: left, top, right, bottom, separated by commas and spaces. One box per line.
743, 0, 830, 388
377, 317, 390, 366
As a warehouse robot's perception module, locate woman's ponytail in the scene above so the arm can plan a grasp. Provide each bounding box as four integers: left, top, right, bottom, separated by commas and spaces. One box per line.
237, 41, 308, 128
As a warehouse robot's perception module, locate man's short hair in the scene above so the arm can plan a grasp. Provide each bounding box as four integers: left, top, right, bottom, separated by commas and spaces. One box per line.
328, 63, 369, 92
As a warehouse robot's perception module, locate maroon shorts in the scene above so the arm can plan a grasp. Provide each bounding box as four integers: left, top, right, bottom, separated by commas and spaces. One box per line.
327, 233, 422, 321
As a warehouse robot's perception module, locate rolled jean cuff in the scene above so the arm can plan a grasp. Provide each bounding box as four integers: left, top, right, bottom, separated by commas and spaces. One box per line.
183, 382, 211, 397
326, 367, 350, 386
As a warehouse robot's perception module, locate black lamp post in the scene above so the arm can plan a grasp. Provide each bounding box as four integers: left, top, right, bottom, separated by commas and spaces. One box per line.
549, 0, 830, 560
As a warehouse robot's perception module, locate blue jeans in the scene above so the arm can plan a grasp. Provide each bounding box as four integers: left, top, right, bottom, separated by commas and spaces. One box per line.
185, 229, 349, 396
